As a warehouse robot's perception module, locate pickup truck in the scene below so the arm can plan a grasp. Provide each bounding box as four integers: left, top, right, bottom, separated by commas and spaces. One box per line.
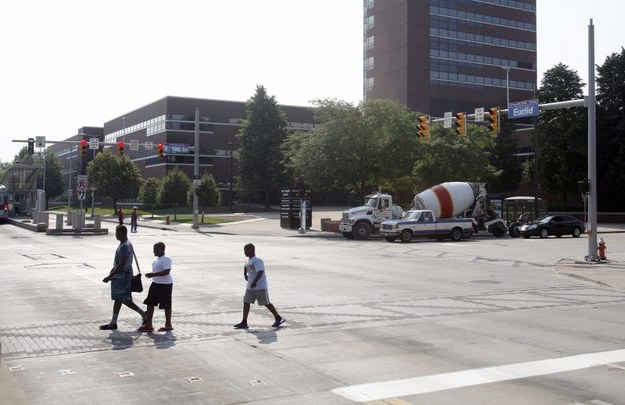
380, 210, 474, 242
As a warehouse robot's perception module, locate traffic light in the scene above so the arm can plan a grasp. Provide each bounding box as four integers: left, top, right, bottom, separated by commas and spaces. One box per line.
488, 107, 499, 135
27, 138, 35, 155
80, 139, 88, 157
117, 141, 124, 156
157, 143, 164, 159
455, 112, 465, 136
417, 115, 430, 139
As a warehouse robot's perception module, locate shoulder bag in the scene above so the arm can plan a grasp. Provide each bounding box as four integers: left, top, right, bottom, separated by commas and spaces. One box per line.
131, 251, 143, 293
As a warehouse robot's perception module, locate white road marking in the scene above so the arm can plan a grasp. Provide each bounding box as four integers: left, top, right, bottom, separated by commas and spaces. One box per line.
333, 349, 625, 402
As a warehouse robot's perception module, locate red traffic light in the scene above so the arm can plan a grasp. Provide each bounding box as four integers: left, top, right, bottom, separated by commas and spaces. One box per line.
80, 139, 88, 157
117, 141, 125, 155
157, 143, 164, 159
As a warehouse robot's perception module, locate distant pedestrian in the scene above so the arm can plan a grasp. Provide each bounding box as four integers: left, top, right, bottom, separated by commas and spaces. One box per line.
100, 225, 147, 330
117, 207, 124, 225
130, 207, 139, 233
138, 242, 173, 333
233, 243, 286, 329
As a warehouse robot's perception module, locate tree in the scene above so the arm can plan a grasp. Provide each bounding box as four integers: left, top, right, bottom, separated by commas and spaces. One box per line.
139, 177, 161, 217
596, 47, 625, 211
87, 150, 142, 213
35, 150, 65, 209
487, 118, 522, 193
159, 167, 191, 220
237, 85, 288, 208
188, 172, 221, 222
283, 98, 419, 200
412, 123, 500, 190
536, 63, 586, 208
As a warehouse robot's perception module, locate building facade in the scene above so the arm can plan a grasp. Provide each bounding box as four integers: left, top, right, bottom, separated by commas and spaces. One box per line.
363, 0, 537, 116
51, 96, 315, 201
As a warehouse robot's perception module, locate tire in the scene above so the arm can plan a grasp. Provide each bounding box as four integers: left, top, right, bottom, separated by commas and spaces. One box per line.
572, 227, 582, 238
539, 228, 548, 238
342, 232, 354, 239
385, 236, 397, 242
450, 227, 462, 241
493, 224, 506, 238
353, 222, 371, 240
399, 229, 412, 243
509, 224, 520, 238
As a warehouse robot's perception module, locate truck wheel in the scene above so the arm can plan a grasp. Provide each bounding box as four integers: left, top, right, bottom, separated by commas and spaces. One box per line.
353, 222, 371, 240
493, 224, 506, 238
450, 227, 462, 241
508, 224, 520, 238
342, 232, 354, 239
399, 229, 412, 243
385, 236, 397, 242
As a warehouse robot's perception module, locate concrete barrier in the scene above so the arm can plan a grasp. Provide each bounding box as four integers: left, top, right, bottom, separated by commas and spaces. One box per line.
320, 218, 340, 233
56, 214, 64, 230
94, 215, 101, 230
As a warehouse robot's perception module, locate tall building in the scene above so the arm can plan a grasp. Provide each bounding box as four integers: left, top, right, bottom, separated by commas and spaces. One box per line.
363, 0, 537, 116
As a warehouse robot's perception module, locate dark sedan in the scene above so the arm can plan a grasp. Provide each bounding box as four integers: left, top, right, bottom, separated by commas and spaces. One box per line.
519, 215, 585, 238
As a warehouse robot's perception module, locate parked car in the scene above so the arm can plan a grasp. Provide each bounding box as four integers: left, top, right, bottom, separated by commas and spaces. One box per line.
518, 215, 585, 238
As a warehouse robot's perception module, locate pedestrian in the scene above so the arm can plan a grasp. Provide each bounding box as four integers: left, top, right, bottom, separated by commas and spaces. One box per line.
117, 207, 124, 225
233, 243, 286, 329
100, 225, 147, 330
137, 242, 173, 333
130, 206, 139, 233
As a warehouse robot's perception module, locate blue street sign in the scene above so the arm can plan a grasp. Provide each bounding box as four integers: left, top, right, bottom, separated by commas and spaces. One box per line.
508, 99, 539, 119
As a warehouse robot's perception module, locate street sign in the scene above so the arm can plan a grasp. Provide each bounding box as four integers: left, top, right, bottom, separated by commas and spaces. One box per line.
443, 112, 452, 128
164, 144, 190, 154
193, 179, 201, 187
77, 175, 88, 192
77, 191, 86, 200
474, 107, 484, 122
89, 138, 99, 150
508, 99, 539, 119
35, 136, 46, 148
129, 140, 139, 151
144, 141, 153, 151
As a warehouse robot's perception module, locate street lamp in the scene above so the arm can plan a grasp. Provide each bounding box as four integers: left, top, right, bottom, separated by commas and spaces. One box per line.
228, 142, 234, 211
501, 66, 511, 106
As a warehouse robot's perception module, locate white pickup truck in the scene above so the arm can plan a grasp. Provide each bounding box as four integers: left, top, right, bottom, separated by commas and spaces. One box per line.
380, 210, 474, 242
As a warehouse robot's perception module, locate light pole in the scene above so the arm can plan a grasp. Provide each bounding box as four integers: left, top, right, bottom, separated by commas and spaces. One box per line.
228, 142, 233, 211
66, 145, 73, 219
501, 66, 511, 106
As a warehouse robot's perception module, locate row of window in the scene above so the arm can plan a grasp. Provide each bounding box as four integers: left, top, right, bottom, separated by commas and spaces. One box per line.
430, 69, 535, 91
431, 26, 535, 51
431, 5, 535, 31
431, 48, 535, 71
473, 0, 535, 12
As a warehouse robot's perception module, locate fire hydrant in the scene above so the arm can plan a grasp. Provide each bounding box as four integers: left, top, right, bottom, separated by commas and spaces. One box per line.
165, 215, 170, 225
598, 237, 607, 260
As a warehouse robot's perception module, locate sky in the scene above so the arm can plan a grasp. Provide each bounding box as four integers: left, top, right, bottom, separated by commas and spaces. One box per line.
1, 0, 623, 163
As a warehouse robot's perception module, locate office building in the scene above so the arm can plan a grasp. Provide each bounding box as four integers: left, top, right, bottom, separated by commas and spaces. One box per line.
363, 0, 537, 116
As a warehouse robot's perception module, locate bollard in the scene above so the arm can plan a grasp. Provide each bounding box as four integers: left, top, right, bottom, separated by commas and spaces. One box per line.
166, 215, 170, 225
56, 214, 64, 230
94, 215, 101, 230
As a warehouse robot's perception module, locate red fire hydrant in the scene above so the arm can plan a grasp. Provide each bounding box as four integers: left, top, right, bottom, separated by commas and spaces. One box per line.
598, 237, 607, 260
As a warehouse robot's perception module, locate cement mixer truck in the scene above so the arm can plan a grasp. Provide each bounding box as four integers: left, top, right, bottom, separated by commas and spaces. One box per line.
412, 182, 507, 237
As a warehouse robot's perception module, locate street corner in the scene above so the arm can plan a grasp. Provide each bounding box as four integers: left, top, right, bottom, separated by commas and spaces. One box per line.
554, 256, 625, 290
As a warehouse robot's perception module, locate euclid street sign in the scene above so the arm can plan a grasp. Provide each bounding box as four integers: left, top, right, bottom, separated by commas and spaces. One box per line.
508, 99, 539, 119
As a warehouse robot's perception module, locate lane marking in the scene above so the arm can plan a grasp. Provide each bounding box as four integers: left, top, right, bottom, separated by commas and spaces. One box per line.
333, 349, 625, 402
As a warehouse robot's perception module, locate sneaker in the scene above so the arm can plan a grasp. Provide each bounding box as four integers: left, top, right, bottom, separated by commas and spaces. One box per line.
99, 324, 117, 330
233, 322, 249, 329
272, 317, 286, 328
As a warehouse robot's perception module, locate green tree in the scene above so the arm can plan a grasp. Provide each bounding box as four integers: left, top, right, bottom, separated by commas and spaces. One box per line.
237, 85, 288, 208
87, 149, 142, 213
596, 47, 625, 211
412, 123, 500, 190
139, 177, 161, 217
188, 172, 221, 222
283, 98, 419, 199
35, 150, 65, 209
536, 63, 586, 208
487, 118, 522, 193
159, 167, 191, 220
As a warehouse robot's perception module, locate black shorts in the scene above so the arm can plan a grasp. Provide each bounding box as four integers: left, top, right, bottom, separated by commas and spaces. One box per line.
143, 283, 173, 309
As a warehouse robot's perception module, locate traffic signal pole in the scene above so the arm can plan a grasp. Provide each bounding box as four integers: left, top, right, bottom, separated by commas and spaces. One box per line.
586, 20, 598, 261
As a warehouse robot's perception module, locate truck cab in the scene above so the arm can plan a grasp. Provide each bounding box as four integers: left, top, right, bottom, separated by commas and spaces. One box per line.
339, 193, 403, 240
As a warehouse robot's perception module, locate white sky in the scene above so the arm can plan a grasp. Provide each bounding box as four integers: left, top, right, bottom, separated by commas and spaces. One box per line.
1, 0, 623, 163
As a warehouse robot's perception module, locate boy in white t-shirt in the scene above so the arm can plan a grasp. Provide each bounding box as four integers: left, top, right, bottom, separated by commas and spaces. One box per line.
138, 242, 173, 332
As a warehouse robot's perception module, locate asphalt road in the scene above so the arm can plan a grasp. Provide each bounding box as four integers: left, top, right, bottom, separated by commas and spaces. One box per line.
1, 213, 625, 405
